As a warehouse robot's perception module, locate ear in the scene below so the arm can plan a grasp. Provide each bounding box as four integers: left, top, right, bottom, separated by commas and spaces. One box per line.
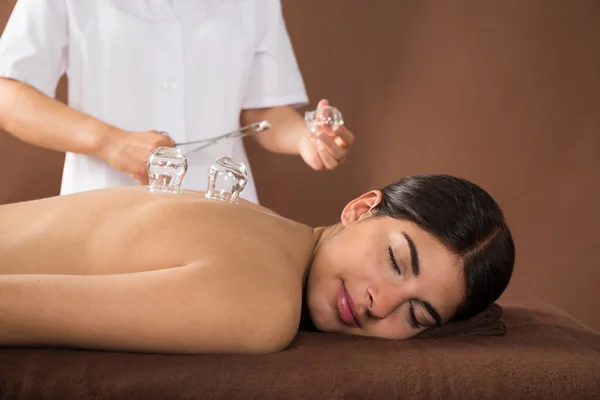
340, 190, 383, 227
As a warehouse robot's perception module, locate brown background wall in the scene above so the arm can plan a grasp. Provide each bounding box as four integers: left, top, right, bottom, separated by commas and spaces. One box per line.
1, 1, 599, 331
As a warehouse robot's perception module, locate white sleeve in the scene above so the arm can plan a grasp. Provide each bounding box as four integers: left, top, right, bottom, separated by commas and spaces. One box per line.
242, 0, 309, 110
0, 0, 68, 98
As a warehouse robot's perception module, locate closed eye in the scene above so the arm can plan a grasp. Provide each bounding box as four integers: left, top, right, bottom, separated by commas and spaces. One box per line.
388, 246, 401, 274
409, 301, 422, 329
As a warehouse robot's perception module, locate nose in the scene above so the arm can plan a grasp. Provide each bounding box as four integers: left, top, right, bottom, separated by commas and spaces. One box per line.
366, 281, 410, 320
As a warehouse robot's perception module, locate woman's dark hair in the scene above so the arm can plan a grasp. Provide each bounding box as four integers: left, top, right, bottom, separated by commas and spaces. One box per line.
372, 174, 515, 320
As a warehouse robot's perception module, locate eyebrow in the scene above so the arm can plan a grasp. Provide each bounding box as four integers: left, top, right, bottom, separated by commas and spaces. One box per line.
401, 232, 420, 276
423, 301, 442, 327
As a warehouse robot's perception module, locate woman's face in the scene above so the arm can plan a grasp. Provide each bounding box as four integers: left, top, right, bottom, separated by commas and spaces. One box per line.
306, 191, 466, 339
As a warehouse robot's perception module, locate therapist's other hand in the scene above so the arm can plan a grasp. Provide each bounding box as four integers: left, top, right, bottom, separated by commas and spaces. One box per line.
298, 99, 354, 171
101, 129, 176, 184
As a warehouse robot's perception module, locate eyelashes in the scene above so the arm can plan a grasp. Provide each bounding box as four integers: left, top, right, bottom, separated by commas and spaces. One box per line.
409, 301, 421, 329
388, 246, 401, 274
389, 247, 422, 329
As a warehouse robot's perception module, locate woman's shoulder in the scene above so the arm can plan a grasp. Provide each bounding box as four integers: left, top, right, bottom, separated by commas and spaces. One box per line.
182, 260, 304, 353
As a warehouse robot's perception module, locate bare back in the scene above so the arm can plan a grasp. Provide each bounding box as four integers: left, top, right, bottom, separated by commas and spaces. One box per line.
0, 186, 315, 276
0, 187, 317, 354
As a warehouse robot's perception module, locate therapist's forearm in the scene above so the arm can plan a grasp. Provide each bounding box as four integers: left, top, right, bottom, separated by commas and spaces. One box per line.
0, 78, 117, 156
241, 106, 306, 155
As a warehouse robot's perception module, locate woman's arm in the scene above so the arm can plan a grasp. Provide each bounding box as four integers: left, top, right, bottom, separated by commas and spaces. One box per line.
0, 77, 117, 156
0, 78, 175, 183
0, 0, 175, 182
241, 103, 354, 171
241, 105, 306, 155
0, 263, 298, 354
0, 0, 111, 156
0, 0, 114, 155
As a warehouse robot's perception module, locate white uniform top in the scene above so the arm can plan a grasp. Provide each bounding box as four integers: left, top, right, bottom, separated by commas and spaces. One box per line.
0, 0, 308, 203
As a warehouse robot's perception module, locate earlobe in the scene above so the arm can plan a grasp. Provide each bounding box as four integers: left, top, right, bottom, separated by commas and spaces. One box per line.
340, 190, 383, 227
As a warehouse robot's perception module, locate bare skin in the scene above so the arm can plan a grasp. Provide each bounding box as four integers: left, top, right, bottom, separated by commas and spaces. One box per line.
0, 185, 470, 355
0, 187, 316, 354
0, 78, 353, 181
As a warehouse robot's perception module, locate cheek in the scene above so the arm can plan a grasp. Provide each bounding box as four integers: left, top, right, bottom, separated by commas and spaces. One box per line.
316, 229, 385, 282
318, 237, 360, 276
361, 257, 385, 282
339, 249, 382, 284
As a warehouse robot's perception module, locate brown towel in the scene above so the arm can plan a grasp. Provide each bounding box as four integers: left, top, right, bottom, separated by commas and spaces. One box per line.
415, 303, 507, 339
1, 304, 599, 399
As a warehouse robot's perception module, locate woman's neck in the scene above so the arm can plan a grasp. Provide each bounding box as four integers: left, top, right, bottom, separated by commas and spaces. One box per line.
302, 223, 343, 286
299, 223, 343, 332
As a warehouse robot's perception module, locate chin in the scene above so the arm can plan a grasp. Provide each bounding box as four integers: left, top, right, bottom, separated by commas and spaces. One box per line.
306, 292, 337, 332
305, 262, 343, 332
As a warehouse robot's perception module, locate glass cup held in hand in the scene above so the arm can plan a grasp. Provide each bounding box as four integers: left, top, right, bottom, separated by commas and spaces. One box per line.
146, 147, 188, 194
304, 105, 344, 140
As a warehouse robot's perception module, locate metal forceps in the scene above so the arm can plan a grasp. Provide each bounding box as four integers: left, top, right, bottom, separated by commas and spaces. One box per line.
174, 120, 271, 155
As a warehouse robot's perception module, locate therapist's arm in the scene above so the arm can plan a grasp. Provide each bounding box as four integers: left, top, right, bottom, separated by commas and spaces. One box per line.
0, 78, 174, 183
241, 105, 305, 155
241, 102, 355, 171
0, 77, 116, 155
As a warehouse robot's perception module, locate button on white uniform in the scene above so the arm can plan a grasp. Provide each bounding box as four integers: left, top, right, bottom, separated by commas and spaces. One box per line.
163, 79, 177, 89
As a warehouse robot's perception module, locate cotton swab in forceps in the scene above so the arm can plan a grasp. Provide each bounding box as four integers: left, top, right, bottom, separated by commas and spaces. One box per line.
175, 120, 271, 155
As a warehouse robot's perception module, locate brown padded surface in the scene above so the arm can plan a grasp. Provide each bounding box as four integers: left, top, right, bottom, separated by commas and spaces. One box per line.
0, 304, 599, 399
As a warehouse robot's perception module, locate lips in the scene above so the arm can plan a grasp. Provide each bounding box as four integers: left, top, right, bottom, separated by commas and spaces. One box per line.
337, 282, 361, 328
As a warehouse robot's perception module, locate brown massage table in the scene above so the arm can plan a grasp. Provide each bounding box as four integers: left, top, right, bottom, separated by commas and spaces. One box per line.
1, 303, 599, 399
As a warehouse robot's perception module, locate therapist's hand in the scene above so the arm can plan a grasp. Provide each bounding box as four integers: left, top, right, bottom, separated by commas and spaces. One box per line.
100, 129, 176, 184
298, 99, 354, 171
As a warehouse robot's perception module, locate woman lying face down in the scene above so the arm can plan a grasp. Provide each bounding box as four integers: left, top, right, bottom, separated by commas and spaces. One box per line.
0, 174, 514, 354
306, 174, 514, 340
